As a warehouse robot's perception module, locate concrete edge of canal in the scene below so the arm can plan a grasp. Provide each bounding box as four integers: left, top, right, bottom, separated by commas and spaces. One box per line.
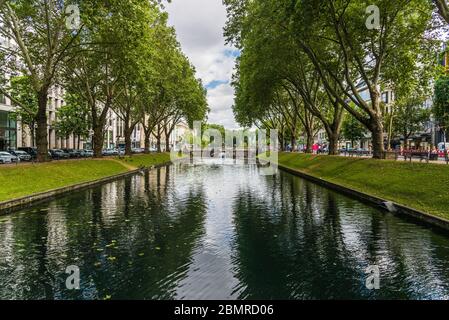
277, 164, 449, 233
0, 161, 175, 215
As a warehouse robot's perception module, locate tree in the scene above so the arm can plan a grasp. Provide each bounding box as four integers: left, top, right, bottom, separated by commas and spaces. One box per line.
0, 0, 84, 161
342, 113, 368, 148
138, 21, 208, 153
9, 76, 38, 146
434, 75, 449, 141
225, 0, 344, 153
392, 101, 431, 149
54, 93, 90, 149
63, 0, 160, 157
386, 42, 437, 149
287, 0, 434, 158
434, 0, 449, 24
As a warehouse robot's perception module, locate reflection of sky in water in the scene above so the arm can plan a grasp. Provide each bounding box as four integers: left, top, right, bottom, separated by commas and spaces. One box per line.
0, 160, 449, 300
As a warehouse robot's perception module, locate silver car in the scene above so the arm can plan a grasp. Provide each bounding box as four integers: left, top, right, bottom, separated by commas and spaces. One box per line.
10, 150, 32, 162
0, 152, 19, 164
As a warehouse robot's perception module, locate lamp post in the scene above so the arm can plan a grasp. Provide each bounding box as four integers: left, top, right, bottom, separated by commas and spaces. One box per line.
89, 129, 94, 151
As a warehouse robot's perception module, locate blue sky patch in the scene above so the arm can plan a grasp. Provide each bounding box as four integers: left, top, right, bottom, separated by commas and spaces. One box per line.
206, 80, 228, 89
224, 49, 241, 58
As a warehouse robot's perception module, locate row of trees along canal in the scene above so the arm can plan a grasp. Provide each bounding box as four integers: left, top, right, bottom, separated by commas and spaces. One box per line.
0, 0, 208, 161
224, 0, 449, 158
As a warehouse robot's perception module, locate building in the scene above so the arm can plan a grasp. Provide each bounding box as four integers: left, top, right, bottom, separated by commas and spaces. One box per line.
0, 93, 17, 151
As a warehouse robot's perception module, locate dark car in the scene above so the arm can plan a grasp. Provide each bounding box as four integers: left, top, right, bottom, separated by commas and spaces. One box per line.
9, 150, 32, 162
50, 149, 70, 160
63, 149, 81, 158
18, 147, 38, 160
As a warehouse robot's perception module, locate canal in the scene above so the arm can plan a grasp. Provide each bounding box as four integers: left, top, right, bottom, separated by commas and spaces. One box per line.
1, 159, 449, 300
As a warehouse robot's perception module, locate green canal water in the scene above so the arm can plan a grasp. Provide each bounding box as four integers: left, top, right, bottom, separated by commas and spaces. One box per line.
1, 159, 449, 300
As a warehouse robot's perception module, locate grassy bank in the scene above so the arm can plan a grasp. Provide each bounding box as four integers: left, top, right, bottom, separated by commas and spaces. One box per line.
270, 153, 449, 220
116, 152, 172, 169
0, 153, 172, 203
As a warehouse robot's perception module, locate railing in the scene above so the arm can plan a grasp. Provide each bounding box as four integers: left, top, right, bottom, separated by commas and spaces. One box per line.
339, 149, 448, 164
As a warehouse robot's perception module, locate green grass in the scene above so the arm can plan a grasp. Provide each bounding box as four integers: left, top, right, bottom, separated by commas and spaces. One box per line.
116, 152, 172, 169
268, 152, 449, 220
0, 153, 172, 203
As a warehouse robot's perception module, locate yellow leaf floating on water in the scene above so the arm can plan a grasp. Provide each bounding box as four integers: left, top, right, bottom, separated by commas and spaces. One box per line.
94, 262, 101, 267
155, 247, 161, 250
104, 295, 112, 300
107, 256, 116, 261
138, 253, 145, 257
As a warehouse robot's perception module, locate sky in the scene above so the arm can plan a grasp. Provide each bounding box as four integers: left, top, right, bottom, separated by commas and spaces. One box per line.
165, 0, 240, 129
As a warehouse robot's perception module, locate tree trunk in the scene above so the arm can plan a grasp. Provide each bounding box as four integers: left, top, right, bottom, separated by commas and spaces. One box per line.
156, 135, 161, 153
305, 130, 314, 154
144, 130, 151, 154
36, 90, 49, 162
278, 135, 284, 151
93, 125, 104, 158
164, 125, 170, 152
291, 132, 297, 152
77, 135, 81, 150
328, 133, 339, 155
371, 120, 385, 159
124, 125, 132, 156
165, 139, 170, 152
156, 124, 162, 153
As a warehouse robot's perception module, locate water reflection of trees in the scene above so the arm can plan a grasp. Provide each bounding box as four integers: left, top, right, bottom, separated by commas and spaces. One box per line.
231, 171, 449, 299
0, 165, 207, 300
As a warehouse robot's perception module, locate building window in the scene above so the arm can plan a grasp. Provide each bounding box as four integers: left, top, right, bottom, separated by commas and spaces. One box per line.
0, 111, 17, 151
0, 94, 6, 105
382, 92, 389, 104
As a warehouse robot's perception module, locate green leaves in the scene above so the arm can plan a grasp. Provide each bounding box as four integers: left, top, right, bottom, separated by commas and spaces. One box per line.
226, 0, 437, 157
55, 92, 90, 140
434, 75, 449, 129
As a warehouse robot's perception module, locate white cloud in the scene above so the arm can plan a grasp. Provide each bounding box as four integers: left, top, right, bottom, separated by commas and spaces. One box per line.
165, 0, 240, 129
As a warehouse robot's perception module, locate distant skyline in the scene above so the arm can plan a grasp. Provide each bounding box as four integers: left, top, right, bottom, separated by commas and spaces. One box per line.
166, 0, 241, 129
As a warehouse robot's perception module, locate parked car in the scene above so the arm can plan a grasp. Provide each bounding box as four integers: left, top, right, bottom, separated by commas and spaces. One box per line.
132, 148, 145, 154
79, 149, 93, 157
18, 147, 38, 160
62, 149, 81, 158
0, 151, 19, 164
50, 149, 70, 160
0, 152, 12, 164
102, 149, 119, 156
85, 149, 94, 157
9, 150, 32, 162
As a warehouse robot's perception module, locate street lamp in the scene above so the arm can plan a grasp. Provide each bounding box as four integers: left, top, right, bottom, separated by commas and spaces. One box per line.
89, 129, 94, 150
